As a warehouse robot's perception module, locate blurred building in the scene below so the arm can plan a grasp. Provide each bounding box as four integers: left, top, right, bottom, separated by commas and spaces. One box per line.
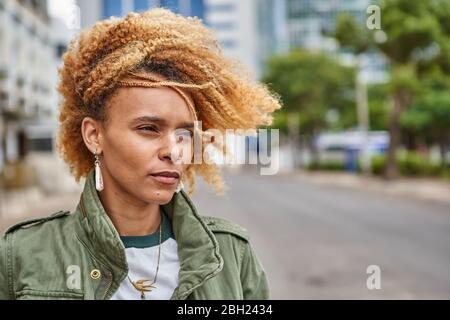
204, 0, 260, 77
255, 0, 289, 73
0, 0, 74, 189
287, 0, 367, 50
77, 0, 205, 27
285, 0, 387, 83
0, 0, 53, 179
77, 0, 280, 78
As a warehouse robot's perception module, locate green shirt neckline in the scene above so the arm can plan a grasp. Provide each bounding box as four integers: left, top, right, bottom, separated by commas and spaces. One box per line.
120, 207, 174, 248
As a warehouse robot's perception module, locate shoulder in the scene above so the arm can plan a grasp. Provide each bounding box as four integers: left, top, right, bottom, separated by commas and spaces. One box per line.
1, 210, 72, 281
201, 216, 250, 242
2, 210, 72, 240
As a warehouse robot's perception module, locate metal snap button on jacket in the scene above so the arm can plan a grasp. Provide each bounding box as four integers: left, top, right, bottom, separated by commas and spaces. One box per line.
90, 269, 101, 280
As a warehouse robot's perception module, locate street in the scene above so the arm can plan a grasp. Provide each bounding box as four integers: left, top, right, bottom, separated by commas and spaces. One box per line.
1, 168, 450, 299
192, 168, 450, 299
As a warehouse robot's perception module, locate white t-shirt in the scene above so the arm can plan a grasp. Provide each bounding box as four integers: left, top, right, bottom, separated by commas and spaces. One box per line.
110, 209, 180, 300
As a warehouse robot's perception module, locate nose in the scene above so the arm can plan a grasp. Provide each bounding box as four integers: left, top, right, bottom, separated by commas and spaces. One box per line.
158, 132, 185, 164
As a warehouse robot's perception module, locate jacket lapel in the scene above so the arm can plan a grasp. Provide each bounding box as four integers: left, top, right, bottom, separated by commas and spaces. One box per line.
163, 189, 224, 300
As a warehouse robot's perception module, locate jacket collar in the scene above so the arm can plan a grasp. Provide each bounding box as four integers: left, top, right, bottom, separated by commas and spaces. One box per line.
74, 169, 223, 300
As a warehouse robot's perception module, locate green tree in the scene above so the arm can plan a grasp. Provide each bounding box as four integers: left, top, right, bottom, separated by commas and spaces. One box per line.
401, 71, 450, 163
335, 13, 373, 173
335, 13, 371, 54
375, 0, 450, 178
262, 50, 354, 164
367, 83, 390, 131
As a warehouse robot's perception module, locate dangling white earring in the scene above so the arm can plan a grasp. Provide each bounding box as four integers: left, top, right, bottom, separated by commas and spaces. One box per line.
175, 180, 184, 193
94, 150, 104, 191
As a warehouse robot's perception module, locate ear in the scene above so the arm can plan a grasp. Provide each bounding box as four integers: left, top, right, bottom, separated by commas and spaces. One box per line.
81, 117, 103, 154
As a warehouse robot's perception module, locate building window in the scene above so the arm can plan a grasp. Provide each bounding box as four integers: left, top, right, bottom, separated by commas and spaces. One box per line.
190, 0, 204, 19
207, 3, 234, 13
56, 44, 67, 58
220, 39, 236, 49
209, 21, 234, 30
103, 0, 123, 18
28, 137, 53, 152
134, 0, 149, 12
160, 0, 179, 13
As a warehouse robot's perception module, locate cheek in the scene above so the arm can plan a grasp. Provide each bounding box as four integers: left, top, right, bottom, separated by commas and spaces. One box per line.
104, 129, 159, 170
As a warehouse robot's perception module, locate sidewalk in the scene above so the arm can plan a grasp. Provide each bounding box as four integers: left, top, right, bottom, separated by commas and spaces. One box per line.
0, 187, 82, 234
0, 152, 86, 234
285, 170, 450, 205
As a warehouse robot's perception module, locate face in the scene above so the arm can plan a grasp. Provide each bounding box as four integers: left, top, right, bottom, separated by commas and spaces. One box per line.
82, 73, 195, 205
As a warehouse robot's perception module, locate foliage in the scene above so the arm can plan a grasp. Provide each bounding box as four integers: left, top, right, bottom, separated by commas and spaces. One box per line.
262, 50, 355, 136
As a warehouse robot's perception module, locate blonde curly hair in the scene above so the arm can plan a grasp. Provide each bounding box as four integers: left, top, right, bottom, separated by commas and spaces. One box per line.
57, 8, 282, 196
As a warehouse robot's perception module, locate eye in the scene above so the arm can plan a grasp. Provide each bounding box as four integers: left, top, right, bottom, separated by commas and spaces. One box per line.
138, 125, 159, 133
175, 129, 194, 141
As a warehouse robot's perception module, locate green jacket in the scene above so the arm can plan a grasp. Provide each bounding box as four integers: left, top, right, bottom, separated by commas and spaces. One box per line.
0, 169, 269, 300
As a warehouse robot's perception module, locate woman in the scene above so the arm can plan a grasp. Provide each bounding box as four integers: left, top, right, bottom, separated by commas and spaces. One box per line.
0, 8, 281, 300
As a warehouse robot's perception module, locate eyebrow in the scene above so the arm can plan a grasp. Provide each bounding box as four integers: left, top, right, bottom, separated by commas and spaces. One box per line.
131, 116, 195, 129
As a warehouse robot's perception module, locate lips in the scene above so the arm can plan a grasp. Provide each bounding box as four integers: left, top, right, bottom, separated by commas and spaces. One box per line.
150, 171, 180, 185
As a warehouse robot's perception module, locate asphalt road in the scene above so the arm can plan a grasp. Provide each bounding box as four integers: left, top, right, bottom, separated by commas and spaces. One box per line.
192, 168, 450, 299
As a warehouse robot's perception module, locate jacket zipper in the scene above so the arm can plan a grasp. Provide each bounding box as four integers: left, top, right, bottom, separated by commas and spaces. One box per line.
79, 196, 114, 300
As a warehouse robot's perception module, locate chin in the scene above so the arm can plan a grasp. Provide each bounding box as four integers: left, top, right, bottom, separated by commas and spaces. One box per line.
142, 188, 175, 204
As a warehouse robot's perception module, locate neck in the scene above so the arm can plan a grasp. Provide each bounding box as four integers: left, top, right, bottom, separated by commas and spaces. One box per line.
98, 172, 161, 237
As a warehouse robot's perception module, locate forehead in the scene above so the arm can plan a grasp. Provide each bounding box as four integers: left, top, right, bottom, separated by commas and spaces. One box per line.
107, 84, 195, 125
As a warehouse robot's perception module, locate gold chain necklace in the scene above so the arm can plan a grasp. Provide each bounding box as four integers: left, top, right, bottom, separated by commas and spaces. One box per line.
127, 212, 163, 300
